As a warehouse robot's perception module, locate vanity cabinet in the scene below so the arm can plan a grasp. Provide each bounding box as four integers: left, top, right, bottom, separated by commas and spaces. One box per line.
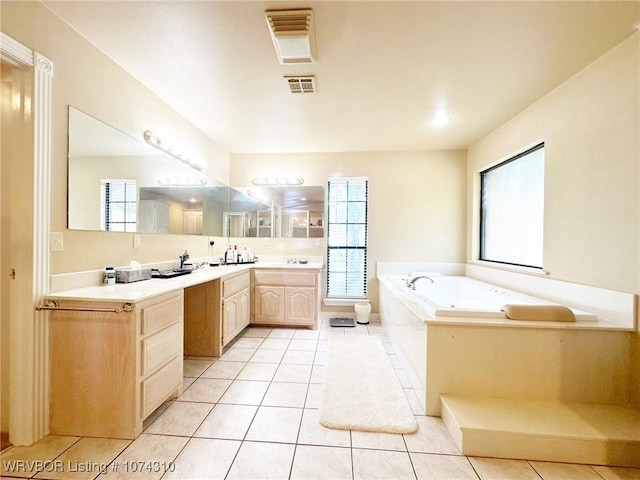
221, 271, 250, 346
252, 269, 319, 327
184, 270, 250, 356
48, 290, 184, 439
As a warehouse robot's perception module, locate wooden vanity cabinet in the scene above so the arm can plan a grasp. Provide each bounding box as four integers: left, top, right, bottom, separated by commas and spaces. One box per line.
252, 269, 319, 327
49, 290, 184, 439
221, 271, 251, 347
184, 270, 250, 355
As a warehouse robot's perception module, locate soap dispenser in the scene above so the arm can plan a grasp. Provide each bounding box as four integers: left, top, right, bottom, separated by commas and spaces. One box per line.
226, 245, 235, 264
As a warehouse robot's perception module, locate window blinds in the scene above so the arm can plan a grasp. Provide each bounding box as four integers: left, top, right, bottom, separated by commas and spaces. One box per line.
326, 177, 368, 299
100, 179, 137, 232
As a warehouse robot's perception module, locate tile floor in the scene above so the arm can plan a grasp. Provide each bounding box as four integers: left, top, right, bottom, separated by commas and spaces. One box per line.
2, 320, 640, 480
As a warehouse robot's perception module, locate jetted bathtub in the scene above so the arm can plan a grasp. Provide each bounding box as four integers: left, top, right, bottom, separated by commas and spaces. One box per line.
377, 272, 630, 416
382, 274, 599, 322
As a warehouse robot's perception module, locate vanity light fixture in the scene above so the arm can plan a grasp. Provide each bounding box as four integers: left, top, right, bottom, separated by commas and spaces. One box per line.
252, 176, 304, 186
144, 130, 205, 172
157, 177, 208, 186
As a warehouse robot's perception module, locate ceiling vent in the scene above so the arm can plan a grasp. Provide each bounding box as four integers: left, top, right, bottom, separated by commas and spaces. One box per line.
285, 75, 316, 94
265, 9, 316, 64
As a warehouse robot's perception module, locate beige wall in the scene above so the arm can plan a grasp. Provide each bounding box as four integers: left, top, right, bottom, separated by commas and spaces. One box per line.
230, 151, 468, 311
466, 34, 640, 408
1, 2, 231, 275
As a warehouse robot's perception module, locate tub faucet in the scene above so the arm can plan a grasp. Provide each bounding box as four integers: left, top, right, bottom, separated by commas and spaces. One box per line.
406, 275, 434, 289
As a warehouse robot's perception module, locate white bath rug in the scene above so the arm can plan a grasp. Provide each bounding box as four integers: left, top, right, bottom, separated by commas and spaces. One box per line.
319, 335, 418, 434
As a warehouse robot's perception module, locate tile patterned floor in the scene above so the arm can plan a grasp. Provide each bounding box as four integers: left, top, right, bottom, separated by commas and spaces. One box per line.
2, 320, 640, 480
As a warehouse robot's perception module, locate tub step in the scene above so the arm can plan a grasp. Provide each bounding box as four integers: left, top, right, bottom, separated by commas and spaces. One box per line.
440, 394, 640, 467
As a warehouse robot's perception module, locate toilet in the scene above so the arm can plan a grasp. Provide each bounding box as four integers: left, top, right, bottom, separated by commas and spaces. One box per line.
354, 301, 371, 325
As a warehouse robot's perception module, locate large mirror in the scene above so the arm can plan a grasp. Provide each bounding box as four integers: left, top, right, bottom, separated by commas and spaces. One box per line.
226, 186, 325, 238
67, 107, 325, 238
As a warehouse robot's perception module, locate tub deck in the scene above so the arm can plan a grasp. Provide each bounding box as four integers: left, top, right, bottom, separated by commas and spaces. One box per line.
379, 274, 632, 331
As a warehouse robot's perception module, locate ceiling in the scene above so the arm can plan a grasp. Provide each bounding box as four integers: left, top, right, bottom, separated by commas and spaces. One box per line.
44, 1, 639, 154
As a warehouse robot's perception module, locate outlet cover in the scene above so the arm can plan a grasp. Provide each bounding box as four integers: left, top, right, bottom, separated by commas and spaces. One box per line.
50, 232, 64, 251
133, 234, 141, 248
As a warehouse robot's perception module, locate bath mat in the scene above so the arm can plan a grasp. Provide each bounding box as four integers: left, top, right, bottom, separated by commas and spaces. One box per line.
319, 335, 418, 434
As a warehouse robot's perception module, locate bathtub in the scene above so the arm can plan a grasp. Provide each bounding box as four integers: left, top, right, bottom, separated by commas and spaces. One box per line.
383, 274, 599, 323
377, 272, 632, 418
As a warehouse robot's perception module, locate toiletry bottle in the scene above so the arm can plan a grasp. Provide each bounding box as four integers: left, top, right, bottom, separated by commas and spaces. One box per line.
226, 246, 234, 264
103, 266, 116, 285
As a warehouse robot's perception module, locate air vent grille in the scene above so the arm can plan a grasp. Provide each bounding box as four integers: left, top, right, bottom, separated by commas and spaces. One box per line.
265, 9, 316, 64
266, 10, 312, 35
286, 76, 316, 94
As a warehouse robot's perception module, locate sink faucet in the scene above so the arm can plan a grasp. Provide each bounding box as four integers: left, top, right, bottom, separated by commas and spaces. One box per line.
179, 250, 189, 269
406, 275, 434, 289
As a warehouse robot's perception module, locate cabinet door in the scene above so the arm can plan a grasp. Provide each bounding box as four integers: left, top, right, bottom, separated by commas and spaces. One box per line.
238, 289, 251, 331
284, 287, 316, 325
222, 295, 239, 347
222, 287, 251, 346
253, 286, 284, 324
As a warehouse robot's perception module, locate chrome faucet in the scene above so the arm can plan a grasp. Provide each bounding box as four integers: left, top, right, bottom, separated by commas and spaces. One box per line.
179, 250, 189, 269
406, 275, 434, 289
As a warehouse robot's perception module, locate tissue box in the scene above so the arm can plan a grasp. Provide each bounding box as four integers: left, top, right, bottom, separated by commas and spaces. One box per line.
115, 268, 152, 283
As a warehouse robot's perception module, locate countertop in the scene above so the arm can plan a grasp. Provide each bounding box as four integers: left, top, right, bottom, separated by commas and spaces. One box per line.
46, 262, 323, 303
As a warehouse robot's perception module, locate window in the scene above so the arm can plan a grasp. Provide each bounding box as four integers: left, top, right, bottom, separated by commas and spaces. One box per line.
100, 179, 137, 232
480, 143, 544, 268
327, 177, 368, 299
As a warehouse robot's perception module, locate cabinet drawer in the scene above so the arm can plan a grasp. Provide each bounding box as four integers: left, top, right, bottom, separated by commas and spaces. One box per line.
141, 322, 182, 377
222, 271, 250, 298
252, 269, 317, 287
141, 355, 182, 418
141, 292, 183, 336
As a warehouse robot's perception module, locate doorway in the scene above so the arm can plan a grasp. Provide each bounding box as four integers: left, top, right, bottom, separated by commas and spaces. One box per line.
1, 60, 34, 451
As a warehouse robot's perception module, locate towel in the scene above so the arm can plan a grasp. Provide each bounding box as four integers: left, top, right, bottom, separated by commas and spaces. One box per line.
501, 304, 576, 322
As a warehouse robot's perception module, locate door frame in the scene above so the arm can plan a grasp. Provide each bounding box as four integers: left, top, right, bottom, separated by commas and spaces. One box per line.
1, 31, 53, 446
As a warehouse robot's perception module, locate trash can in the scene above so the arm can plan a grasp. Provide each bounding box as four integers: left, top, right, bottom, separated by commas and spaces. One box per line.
354, 301, 371, 325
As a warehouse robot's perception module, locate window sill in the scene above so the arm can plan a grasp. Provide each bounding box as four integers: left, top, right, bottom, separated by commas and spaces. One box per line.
468, 260, 549, 277
323, 298, 367, 307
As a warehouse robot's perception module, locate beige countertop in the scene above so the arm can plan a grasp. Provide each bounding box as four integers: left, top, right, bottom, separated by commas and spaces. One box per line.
46, 262, 323, 303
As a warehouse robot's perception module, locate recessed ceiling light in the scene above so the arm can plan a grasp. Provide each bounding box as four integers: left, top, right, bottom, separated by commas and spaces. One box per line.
431, 115, 452, 128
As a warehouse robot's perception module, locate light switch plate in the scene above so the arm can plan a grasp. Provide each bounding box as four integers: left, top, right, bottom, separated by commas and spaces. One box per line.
50, 232, 64, 251
133, 234, 141, 248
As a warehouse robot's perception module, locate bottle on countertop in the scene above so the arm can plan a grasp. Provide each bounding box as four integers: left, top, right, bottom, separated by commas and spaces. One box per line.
103, 266, 116, 285
226, 245, 235, 264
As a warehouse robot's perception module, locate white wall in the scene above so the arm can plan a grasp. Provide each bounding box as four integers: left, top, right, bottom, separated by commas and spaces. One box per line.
230, 151, 468, 311
466, 34, 640, 407
467, 34, 639, 293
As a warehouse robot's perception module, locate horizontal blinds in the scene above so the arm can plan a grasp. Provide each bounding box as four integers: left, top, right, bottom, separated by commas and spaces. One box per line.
327, 178, 368, 299
101, 179, 137, 232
